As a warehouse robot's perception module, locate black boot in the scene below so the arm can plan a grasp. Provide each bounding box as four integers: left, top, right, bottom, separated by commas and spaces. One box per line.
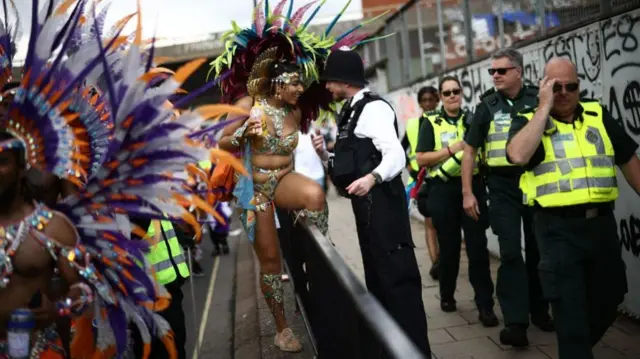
220, 235, 230, 255
478, 308, 500, 327
499, 324, 529, 347
531, 314, 555, 332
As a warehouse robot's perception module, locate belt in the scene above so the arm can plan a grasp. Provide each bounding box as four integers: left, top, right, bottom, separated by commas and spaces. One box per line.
535, 202, 613, 219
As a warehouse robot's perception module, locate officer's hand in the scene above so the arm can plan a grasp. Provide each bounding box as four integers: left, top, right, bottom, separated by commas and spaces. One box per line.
462, 192, 480, 221
311, 129, 328, 161
538, 76, 557, 109
451, 141, 465, 154
346, 174, 376, 196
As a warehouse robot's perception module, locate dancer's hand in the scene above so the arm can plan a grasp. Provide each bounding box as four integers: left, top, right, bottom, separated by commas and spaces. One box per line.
244, 107, 263, 138
311, 129, 329, 161
346, 174, 376, 196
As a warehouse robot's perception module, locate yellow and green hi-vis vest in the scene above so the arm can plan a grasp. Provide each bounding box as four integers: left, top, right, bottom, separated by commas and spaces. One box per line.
146, 220, 190, 285
405, 116, 421, 180
518, 101, 618, 207
482, 86, 538, 167
426, 111, 479, 181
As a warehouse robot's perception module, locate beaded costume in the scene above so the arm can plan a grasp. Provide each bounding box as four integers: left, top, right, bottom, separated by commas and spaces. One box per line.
210, 0, 384, 242
0, 1, 246, 358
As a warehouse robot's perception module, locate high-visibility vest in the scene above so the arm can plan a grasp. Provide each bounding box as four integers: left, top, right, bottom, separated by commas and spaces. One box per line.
482, 86, 538, 167
146, 220, 190, 285
519, 101, 618, 207
405, 116, 421, 176
426, 111, 479, 181
198, 160, 212, 170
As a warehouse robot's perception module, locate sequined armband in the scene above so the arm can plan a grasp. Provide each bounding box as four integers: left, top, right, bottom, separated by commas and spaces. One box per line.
230, 121, 250, 147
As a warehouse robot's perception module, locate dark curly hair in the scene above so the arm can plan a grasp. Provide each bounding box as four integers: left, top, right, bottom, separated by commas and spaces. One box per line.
268, 60, 301, 96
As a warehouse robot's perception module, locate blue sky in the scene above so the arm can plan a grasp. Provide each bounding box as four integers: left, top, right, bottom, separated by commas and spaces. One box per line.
11, 0, 363, 60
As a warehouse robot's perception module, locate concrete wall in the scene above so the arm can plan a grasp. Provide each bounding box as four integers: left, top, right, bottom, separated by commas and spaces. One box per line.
384, 8, 640, 317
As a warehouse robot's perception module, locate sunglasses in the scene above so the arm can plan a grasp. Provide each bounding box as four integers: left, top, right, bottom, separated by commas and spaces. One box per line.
488, 67, 516, 76
553, 82, 579, 93
441, 89, 461, 97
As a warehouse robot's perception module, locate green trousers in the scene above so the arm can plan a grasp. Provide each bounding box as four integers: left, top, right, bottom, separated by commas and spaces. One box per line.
534, 207, 627, 359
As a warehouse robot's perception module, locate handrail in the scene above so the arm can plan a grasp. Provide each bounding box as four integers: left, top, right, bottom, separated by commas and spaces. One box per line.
303, 223, 426, 358
276, 207, 426, 359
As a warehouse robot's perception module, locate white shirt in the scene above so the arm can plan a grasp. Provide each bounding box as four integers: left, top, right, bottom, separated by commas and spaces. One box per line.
294, 131, 325, 181
324, 88, 405, 182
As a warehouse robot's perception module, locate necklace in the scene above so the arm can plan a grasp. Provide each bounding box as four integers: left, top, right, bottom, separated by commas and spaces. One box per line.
259, 99, 288, 137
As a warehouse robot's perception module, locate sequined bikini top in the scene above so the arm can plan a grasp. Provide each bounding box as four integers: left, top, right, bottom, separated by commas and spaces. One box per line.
250, 103, 299, 156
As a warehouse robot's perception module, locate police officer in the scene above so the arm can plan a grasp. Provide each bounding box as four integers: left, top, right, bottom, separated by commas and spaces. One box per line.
402, 86, 440, 280
416, 76, 497, 325
313, 49, 430, 357
507, 58, 640, 359
461, 48, 552, 346
131, 218, 190, 359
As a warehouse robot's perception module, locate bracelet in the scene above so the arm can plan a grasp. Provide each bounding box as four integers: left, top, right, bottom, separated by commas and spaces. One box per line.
447, 146, 453, 156
230, 121, 250, 147
57, 283, 94, 317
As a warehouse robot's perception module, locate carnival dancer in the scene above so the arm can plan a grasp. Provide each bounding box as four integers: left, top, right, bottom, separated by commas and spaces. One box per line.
209, 0, 384, 352
0, 1, 246, 358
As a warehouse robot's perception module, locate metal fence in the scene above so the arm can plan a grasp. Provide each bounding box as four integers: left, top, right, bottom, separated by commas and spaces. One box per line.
361, 0, 640, 91
275, 208, 426, 359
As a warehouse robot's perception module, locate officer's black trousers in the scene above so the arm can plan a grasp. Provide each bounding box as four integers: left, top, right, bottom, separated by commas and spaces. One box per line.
427, 176, 494, 310
534, 209, 627, 359
487, 174, 548, 326
351, 180, 431, 357
132, 279, 187, 359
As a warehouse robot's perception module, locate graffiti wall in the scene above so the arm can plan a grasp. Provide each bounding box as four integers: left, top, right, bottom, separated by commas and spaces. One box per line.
386, 8, 640, 317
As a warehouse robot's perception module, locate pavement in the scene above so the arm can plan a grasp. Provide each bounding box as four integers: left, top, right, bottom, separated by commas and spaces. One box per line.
325, 189, 640, 359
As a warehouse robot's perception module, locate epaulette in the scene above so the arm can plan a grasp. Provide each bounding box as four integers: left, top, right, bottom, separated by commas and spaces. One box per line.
580, 98, 598, 103
524, 85, 539, 96
423, 109, 439, 117
517, 106, 537, 115
479, 88, 496, 101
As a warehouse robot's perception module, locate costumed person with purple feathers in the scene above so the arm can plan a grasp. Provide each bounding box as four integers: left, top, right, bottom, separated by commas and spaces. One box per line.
209, 0, 385, 352
0, 1, 248, 358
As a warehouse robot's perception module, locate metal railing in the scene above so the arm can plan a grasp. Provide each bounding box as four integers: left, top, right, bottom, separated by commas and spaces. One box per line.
275, 208, 426, 359
361, 0, 640, 92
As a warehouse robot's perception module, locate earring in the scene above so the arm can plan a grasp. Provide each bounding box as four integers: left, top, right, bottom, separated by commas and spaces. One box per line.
276, 93, 282, 100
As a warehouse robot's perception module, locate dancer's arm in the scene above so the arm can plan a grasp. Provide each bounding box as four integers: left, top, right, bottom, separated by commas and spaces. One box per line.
218, 96, 257, 151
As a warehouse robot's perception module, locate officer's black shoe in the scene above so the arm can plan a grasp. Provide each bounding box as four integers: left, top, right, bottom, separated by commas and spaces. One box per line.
531, 314, 555, 332
212, 245, 221, 257
499, 325, 529, 347
478, 309, 500, 327
429, 260, 439, 280
440, 300, 457, 312
220, 238, 230, 255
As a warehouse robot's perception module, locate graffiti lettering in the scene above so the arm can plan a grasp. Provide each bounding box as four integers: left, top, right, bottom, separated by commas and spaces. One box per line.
602, 15, 640, 76
623, 81, 640, 135
620, 215, 640, 258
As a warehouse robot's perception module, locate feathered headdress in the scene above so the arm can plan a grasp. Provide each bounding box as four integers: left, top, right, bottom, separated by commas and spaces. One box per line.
209, 0, 388, 132
0, 0, 248, 357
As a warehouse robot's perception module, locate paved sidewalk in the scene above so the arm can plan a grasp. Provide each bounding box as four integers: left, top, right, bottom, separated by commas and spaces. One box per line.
326, 190, 640, 359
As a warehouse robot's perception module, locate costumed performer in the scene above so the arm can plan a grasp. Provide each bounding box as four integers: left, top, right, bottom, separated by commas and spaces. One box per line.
210, 0, 384, 352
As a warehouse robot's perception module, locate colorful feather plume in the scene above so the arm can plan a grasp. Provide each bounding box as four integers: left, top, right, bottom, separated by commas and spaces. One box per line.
209, 0, 389, 132
0, 1, 247, 358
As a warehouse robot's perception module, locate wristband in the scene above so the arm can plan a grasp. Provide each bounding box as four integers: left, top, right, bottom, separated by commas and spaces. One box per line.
230, 122, 248, 147
447, 146, 453, 156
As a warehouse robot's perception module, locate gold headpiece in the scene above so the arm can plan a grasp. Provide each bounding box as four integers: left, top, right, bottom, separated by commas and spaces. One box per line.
247, 47, 300, 97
